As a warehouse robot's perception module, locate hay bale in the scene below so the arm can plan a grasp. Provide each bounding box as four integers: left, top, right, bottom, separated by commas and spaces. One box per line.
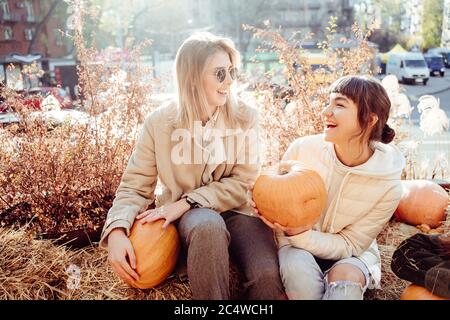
0, 227, 76, 299
377, 220, 421, 248
0, 227, 191, 300
64, 248, 243, 300
1, 203, 448, 300
64, 247, 192, 300
0, 227, 242, 300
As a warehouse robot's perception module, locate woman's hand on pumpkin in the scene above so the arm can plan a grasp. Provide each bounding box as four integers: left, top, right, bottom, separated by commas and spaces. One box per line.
107, 228, 140, 285
136, 199, 190, 228
274, 223, 312, 236
259, 215, 311, 236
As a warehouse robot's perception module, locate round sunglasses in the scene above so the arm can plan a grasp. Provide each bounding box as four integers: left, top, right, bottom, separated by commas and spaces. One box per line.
214, 67, 238, 83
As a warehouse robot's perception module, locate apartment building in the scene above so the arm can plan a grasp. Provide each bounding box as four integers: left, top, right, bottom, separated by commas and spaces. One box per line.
0, 0, 73, 91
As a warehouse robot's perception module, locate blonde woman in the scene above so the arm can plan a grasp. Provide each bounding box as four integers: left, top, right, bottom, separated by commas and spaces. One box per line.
99, 33, 285, 300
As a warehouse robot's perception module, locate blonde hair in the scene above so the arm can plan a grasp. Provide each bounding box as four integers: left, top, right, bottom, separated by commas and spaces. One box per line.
173, 32, 246, 130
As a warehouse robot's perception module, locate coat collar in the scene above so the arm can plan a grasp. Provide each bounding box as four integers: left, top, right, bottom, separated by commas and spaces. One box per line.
165, 102, 244, 137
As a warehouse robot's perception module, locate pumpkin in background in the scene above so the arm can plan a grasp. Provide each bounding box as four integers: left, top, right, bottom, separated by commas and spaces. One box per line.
400, 284, 448, 300
129, 219, 180, 289
395, 180, 449, 228
253, 161, 327, 228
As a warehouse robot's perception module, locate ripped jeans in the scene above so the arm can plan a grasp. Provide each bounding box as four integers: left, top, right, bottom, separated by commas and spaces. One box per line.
279, 246, 370, 300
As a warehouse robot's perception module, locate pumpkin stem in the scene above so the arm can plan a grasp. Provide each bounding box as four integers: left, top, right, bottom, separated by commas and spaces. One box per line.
278, 161, 294, 175
278, 167, 289, 175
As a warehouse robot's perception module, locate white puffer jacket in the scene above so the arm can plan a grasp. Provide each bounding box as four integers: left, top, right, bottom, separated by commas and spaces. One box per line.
276, 134, 406, 289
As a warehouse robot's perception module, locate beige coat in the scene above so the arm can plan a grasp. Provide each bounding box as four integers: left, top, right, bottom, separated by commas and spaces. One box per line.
276, 134, 406, 289
99, 100, 261, 248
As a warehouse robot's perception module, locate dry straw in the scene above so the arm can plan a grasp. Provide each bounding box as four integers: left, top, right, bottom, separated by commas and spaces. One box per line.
1, 210, 447, 300
0, 227, 247, 300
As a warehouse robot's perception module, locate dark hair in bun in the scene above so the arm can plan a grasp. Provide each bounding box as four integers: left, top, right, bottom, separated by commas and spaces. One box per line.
381, 124, 395, 144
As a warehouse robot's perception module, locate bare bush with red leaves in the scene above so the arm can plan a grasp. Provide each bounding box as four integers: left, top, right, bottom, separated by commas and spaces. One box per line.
0, 2, 158, 236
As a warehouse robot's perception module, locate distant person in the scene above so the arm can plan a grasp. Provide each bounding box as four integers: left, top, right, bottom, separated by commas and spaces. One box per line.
40, 72, 52, 87
100, 32, 285, 300
375, 55, 385, 75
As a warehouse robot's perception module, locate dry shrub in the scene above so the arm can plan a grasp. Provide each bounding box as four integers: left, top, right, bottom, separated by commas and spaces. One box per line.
0, 1, 158, 235
245, 18, 378, 166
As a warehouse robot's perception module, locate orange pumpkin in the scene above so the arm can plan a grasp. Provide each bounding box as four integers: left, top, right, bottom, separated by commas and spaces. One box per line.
395, 180, 449, 228
400, 284, 448, 300
129, 219, 180, 289
253, 161, 327, 228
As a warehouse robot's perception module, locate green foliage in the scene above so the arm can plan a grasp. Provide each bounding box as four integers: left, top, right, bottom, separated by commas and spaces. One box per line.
365, 0, 403, 51
421, 0, 444, 51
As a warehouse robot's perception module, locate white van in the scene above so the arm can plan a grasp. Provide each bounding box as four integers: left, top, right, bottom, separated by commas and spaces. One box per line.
386, 52, 429, 85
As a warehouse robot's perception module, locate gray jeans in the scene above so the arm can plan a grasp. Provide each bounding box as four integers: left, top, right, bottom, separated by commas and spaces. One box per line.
279, 246, 370, 300
177, 208, 286, 300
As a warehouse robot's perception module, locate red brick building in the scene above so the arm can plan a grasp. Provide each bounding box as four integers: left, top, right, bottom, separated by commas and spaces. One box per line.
0, 0, 76, 95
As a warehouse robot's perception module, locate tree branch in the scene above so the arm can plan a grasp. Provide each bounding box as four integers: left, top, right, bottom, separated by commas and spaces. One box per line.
28, 0, 62, 54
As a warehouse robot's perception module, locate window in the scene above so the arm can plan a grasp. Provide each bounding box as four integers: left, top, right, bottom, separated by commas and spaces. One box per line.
24, 28, 33, 40
4, 26, 12, 40
405, 60, 426, 68
25, 0, 34, 22
0, 0, 10, 18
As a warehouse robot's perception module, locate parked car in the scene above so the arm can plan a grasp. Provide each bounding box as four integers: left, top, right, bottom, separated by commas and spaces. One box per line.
386, 52, 429, 85
427, 47, 450, 68
25, 87, 73, 109
0, 87, 72, 113
424, 53, 445, 77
